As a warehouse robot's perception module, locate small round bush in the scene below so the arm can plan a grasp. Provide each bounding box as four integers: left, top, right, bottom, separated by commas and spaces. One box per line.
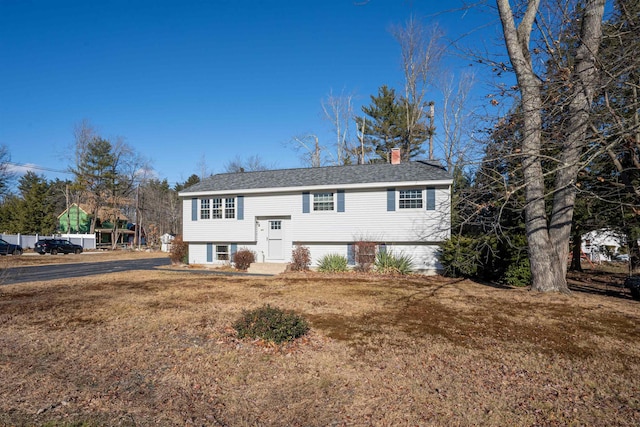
233, 248, 256, 271
503, 258, 531, 287
233, 304, 310, 344
317, 253, 349, 272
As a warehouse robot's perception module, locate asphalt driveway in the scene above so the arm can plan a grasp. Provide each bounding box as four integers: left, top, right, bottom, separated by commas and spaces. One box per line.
1, 257, 171, 285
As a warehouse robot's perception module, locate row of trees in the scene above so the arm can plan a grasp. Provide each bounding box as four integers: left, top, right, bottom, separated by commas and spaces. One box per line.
0, 134, 201, 247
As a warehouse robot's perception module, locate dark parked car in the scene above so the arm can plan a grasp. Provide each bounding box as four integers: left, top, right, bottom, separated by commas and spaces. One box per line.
625, 276, 640, 301
0, 238, 23, 256
34, 239, 83, 255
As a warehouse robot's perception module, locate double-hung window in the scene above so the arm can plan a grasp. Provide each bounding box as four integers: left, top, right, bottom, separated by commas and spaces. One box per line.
225, 198, 235, 219
216, 245, 229, 260
201, 197, 237, 219
399, 189, 423, 209
200, 199, 211, 219
313, 192, 334, 211
212, 198, 223, 218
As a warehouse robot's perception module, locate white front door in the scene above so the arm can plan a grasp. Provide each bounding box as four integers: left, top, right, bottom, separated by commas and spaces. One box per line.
267, 220, 284, 260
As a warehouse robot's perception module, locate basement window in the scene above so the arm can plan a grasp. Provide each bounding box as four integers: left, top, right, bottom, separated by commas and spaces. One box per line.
216, 245, 229, 261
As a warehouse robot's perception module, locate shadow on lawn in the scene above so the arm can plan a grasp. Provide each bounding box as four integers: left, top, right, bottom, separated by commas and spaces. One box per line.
566, 269, 632, 299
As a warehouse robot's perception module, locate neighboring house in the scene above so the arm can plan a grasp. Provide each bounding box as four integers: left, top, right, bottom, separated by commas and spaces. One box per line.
57, 203, 134, 248
57, 203, 91, 234
581, 229, 625, 262
179, 155, 453, 273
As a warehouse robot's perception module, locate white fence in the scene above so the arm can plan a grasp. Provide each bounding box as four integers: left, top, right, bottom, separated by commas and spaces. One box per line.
0, 233, 97, 250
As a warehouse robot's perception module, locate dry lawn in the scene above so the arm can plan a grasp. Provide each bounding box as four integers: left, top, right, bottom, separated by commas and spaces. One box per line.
0, 260, 638, 426
0, 249, 166, 268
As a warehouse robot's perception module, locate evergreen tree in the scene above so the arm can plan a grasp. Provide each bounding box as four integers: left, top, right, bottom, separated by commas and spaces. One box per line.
356, 86, 403, 162
15, 172, 57, 234
356, 85, 430, 162
70, 137, 118, 233
174, 174, 200, 192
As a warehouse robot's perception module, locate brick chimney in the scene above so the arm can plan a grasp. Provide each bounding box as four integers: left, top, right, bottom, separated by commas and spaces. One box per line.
391, 148, 401, 165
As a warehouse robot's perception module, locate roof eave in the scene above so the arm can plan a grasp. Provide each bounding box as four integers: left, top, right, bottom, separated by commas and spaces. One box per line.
178, 179, 453, 198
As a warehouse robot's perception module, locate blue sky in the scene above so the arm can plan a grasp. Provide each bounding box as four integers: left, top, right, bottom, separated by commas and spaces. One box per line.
0, 0, 501, 187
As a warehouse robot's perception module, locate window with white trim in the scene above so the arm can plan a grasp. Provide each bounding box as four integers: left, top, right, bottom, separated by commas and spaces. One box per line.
216, 245, 229, 260
212, 198, 223, 218
313, 192, 334, 211
200, 199, 211, 219
200, 197, 236, 219
399, 189, 423, 209
225, 198, 235, 219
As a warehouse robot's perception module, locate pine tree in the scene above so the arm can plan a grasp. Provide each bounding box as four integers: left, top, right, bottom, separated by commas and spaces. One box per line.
356, 85, 429, 162
15, 172, 57, 234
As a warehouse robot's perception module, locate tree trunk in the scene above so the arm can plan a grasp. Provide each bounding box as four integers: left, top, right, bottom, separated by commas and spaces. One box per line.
627, 228, 640, 275
549, 0, 606, 280
569, 228, 583, 272
497, 0, 605, 293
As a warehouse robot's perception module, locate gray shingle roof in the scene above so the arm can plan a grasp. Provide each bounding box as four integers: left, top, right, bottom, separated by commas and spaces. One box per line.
180, 160, 452, 195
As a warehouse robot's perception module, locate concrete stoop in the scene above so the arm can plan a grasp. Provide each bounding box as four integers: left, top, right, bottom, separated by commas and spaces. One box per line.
247, 262, 288, 275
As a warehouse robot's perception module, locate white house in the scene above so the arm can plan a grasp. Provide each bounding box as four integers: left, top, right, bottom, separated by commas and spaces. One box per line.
581, 229, 625, 262
179, 156, 453, 273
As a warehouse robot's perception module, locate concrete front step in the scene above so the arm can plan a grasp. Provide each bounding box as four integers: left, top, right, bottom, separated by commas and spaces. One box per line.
247, 262, 288, 275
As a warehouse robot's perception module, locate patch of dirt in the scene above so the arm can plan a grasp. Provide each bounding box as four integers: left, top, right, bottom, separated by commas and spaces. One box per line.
0, 265, 638, 426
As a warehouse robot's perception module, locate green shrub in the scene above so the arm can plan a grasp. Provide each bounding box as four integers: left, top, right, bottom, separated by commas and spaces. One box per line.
233, 248, 256, 271
503, 257, 531, 287
290, 245, 311, 271
233, 304, 310, 344
439, 234, 500, 279
374, 250, 413, 275
317, 253, 349, 272
169, 235, 188, 264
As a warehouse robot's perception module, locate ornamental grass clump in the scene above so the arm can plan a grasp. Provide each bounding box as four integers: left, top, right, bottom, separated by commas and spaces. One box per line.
233, 304, 310, 344
374, 250, 413, 275
317, 253, 349, 272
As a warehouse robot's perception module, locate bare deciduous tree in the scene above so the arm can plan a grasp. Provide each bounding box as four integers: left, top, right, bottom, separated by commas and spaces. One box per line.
321, 89, 358, 165
0, 144, 14, 201
391, 17, 444, 161
496, 0, 606, 292
289, 134, 322, 167
438, 71, 479, 173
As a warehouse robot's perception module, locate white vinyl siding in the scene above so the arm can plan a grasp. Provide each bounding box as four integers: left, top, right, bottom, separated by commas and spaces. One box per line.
183, 186, 450, 244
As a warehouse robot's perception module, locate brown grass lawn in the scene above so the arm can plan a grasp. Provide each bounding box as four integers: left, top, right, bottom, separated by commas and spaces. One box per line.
0, 254, 639, 426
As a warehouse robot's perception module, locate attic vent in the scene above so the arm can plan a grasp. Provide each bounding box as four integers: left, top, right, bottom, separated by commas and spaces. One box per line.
391, 148, 401, 165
